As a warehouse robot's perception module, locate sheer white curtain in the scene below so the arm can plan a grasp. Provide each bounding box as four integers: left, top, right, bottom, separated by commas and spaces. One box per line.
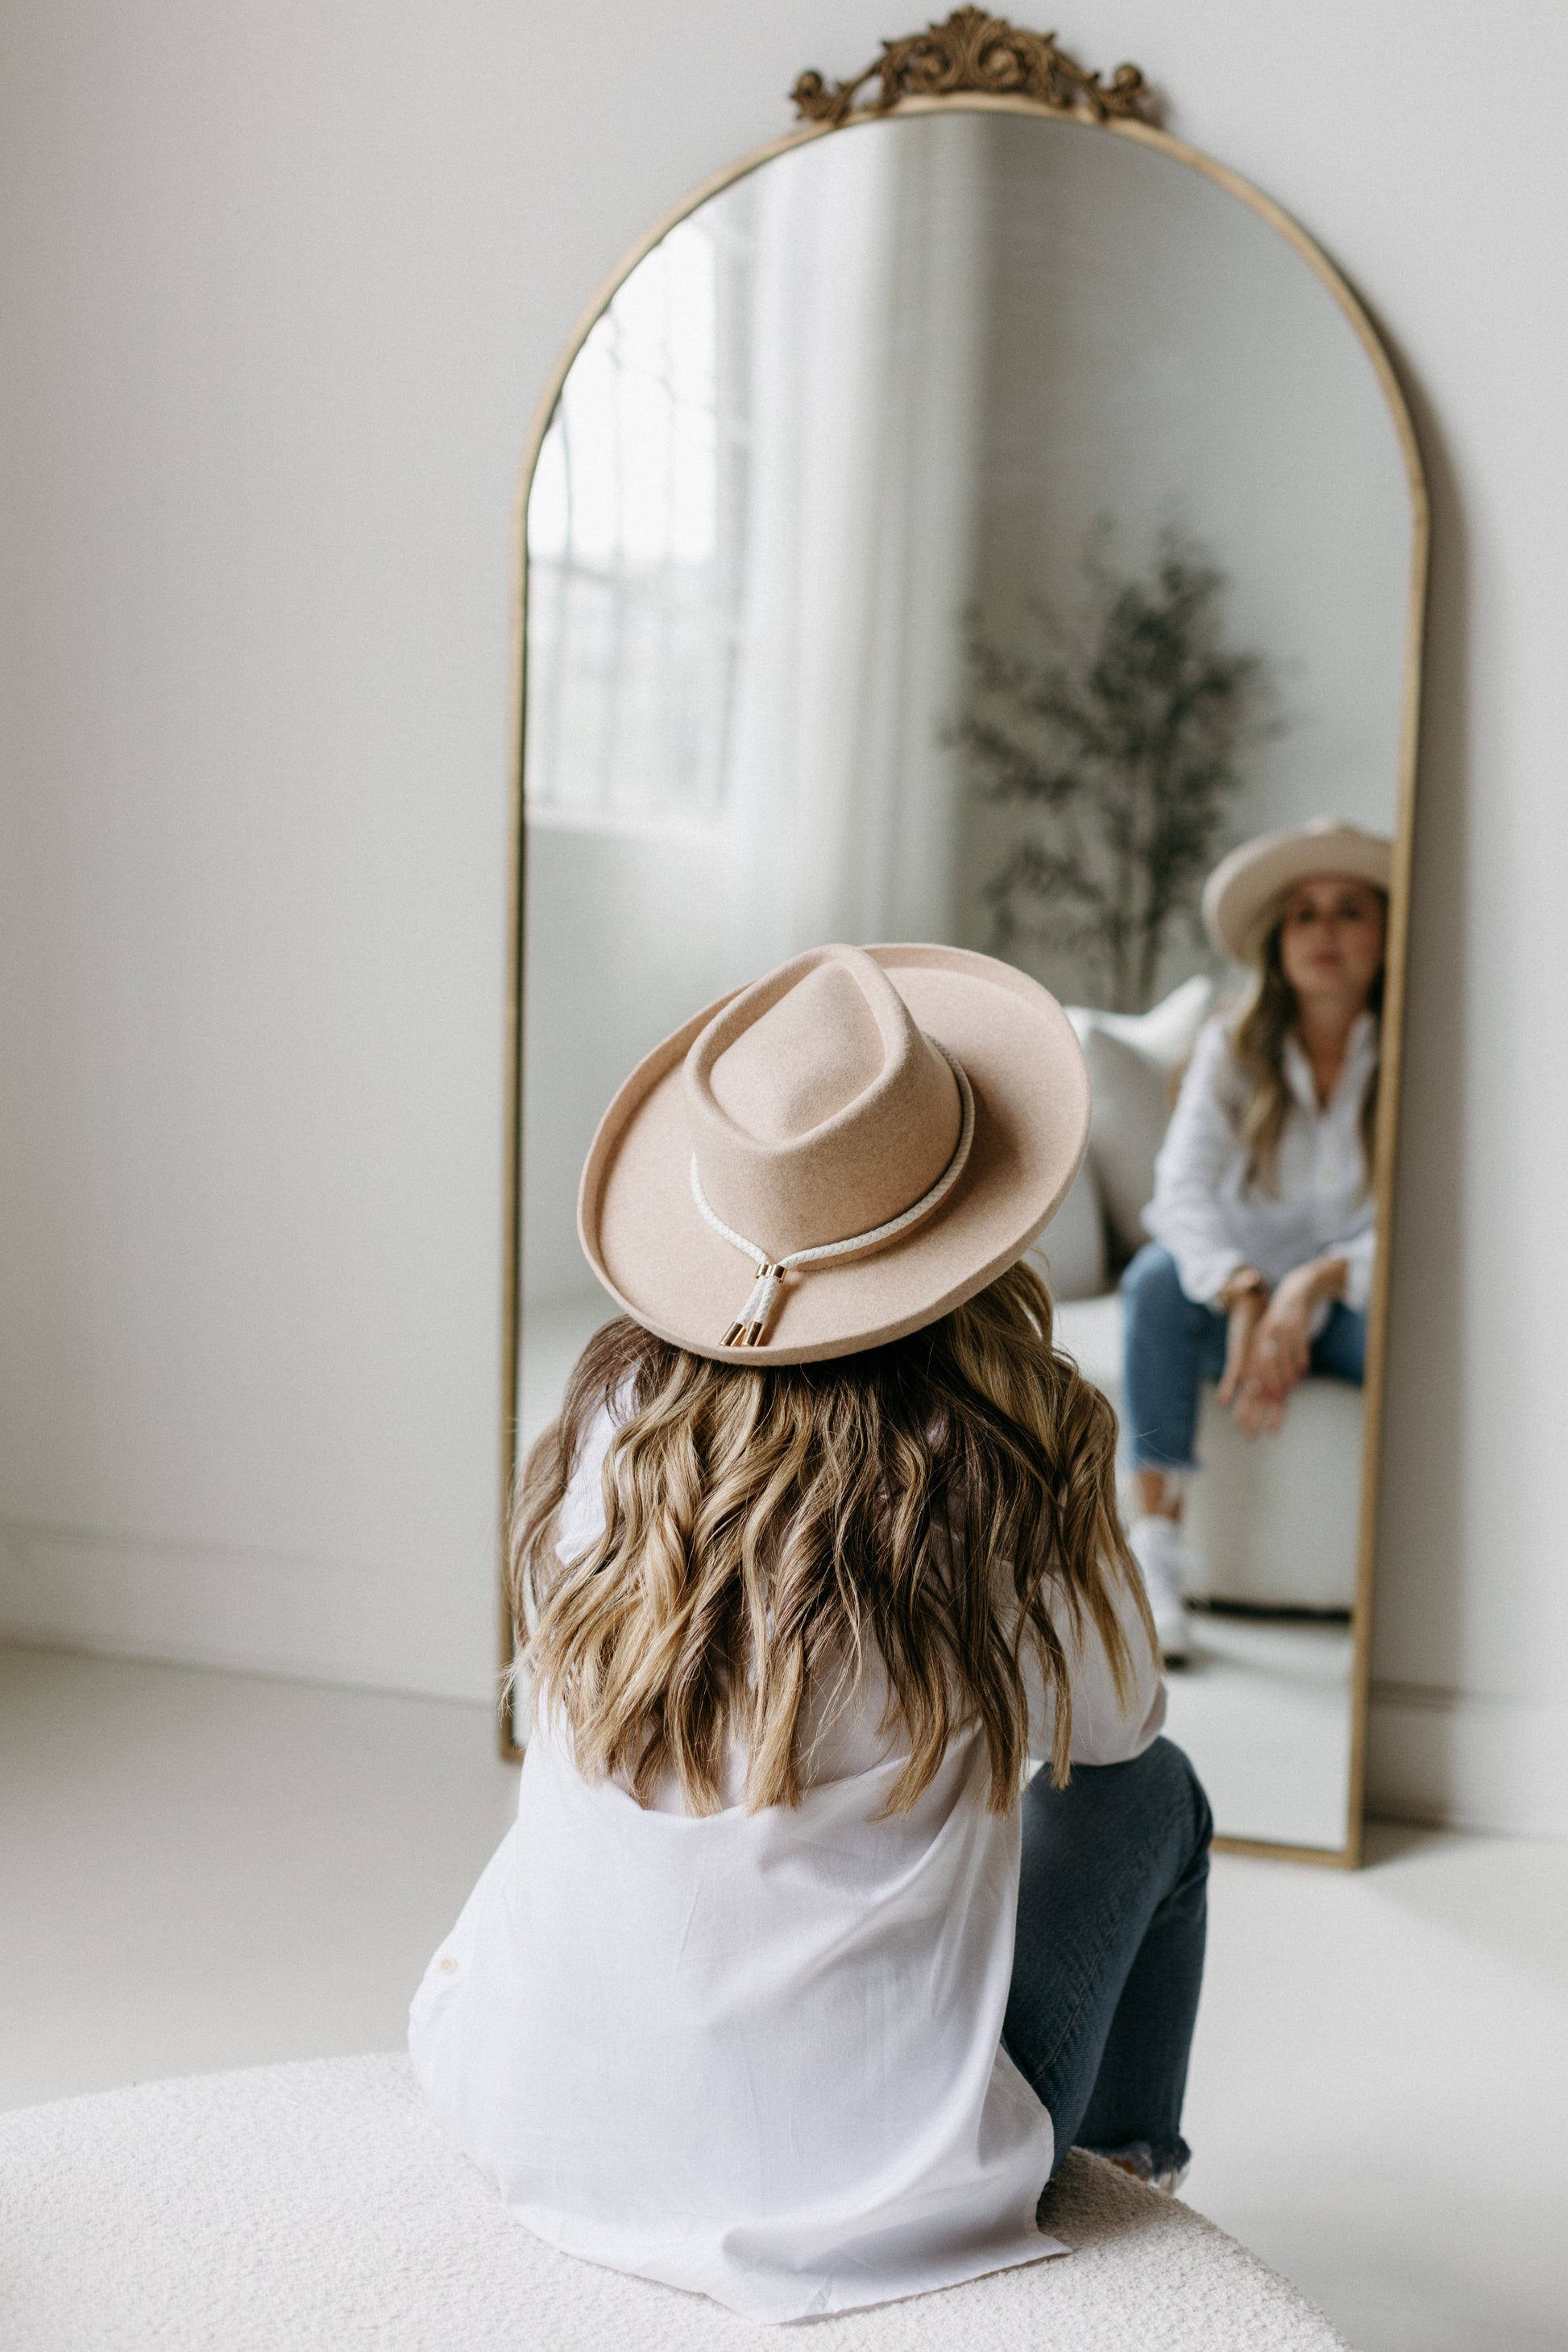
720, 118, 987, 963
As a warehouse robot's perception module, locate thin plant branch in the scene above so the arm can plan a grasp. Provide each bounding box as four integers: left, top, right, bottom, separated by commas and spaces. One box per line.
949, 529, 1280, 1012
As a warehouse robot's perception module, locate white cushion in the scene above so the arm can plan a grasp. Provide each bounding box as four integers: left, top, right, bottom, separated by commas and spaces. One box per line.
0, 2053, 1348, 2350
1077, 1025, 1172, 1259
1091, 973, 1215, 1069
1068, 978, 1214, 1259
1030, 1155, 1106, 1302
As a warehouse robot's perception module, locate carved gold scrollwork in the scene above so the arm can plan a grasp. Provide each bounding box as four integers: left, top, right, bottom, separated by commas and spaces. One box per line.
791, 7, 1153, 130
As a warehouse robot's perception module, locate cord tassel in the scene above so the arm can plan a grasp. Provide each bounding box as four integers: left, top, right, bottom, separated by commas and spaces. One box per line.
724, 1263, 785, 1348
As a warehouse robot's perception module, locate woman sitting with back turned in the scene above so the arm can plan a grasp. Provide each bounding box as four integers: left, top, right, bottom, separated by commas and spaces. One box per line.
411, 943, 1209, 2323
1123, 818, 1391, 1664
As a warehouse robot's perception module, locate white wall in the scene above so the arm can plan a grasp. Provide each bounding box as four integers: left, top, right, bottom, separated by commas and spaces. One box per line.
2, 0, 1565, 1836
521, 820, 743, 1312
959, 114, 1412, 1006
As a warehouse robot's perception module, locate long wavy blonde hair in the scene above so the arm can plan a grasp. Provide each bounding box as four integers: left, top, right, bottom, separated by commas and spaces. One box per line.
1231, 892, 1385, 1195
509, 1261, 1150, 1820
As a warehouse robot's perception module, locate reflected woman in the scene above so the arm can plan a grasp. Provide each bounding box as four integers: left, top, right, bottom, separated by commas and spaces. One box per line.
1120, 819, 1392, 1663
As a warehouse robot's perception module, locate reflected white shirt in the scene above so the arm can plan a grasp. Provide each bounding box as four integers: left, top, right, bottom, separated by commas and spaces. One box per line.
1143, 1010, 1378, 1309
409, 1409, 1164, 2324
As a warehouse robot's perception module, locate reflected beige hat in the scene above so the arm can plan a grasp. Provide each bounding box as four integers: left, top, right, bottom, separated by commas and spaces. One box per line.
578, 943, 1090, 1365
1202, 817, 1392, 963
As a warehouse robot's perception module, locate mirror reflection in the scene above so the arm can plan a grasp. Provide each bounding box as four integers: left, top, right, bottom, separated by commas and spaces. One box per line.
518, 107, 1417, 1853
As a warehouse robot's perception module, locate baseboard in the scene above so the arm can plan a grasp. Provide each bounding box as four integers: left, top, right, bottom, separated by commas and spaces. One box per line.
5, 1520, 1565, 1837
0, 1520, 493, 1707
1367, 1682, 1568, 1840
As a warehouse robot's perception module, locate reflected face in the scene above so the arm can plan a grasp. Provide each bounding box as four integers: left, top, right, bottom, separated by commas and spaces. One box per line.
1276, 877, 1386, 1007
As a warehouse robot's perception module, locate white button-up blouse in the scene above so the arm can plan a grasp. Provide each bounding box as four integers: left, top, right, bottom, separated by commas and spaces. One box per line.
1143, 1010, 1379, 1310
410, 1408, 1164, 2324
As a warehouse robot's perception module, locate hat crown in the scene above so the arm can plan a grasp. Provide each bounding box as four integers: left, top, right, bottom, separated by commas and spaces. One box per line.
684, 945, 962, 1259
1302, 815, 1377, 845
709, 960, 883, 1141
1203, 816, 1392, 962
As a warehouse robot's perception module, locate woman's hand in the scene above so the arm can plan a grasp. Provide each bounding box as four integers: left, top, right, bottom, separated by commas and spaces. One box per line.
1215, 1282, 1268, 1416
1226, 1257, 1349, 1438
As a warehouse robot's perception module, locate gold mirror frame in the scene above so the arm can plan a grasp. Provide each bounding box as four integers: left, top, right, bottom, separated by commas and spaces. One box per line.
496, 18, 1429, 1869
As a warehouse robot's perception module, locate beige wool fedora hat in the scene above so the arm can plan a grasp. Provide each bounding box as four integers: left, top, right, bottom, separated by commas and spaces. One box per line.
1202, 816, 1392, 964
578, 943, 1090, 1365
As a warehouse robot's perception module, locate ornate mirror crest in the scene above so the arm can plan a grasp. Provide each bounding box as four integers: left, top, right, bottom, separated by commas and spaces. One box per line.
791, 8, 1155, 128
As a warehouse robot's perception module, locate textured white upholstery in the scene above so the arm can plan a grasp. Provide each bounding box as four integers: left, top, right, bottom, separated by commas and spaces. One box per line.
1184, 1380, 1363, 1610
0, 2053, 1347, 2350
1055, 1290, 1359, 1612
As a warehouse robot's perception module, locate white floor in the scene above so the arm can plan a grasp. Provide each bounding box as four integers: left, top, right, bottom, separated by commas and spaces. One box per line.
3, 1645, 1566, 2352
1164, 1614, 1354, 1852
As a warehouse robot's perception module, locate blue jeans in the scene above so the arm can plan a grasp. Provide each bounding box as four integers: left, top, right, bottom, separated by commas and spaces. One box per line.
1121, 1242, 1367, 1474
1004, 1736, 1211, 2180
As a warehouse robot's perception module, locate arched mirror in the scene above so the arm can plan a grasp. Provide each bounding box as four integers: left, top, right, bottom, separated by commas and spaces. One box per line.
502, 15, 1426, 1864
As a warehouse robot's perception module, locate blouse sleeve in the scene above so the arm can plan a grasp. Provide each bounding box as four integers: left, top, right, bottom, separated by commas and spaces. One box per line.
1021, 1567, 1167, 1768
1330, 1218, 1376, 1313
1142, 1017, 1250, 1306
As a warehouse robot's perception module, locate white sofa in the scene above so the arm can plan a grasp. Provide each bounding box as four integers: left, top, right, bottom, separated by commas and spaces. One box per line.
1033, 980, 1363, 1615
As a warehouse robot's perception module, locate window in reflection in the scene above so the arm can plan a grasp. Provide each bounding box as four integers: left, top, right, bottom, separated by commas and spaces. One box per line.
526, 201, 755, 827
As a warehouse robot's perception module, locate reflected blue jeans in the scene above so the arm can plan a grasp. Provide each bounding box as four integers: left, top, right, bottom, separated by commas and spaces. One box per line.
1004, 1736, 1211, 2180
1121, 1241, 1367, 1474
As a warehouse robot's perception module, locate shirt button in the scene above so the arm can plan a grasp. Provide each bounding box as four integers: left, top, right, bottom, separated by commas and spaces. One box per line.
438, 1955, 458, 1975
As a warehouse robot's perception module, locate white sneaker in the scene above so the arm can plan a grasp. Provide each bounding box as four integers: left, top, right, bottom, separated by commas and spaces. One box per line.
1128, 1515, 1194, 1666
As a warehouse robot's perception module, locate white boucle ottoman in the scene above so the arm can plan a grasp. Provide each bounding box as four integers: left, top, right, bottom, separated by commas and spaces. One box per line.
0, 2053, 1347, 2350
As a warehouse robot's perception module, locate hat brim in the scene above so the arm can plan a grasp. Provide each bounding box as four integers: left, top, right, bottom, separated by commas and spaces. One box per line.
1202, 823, 1392, 964
578, 945, 1091, 1366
